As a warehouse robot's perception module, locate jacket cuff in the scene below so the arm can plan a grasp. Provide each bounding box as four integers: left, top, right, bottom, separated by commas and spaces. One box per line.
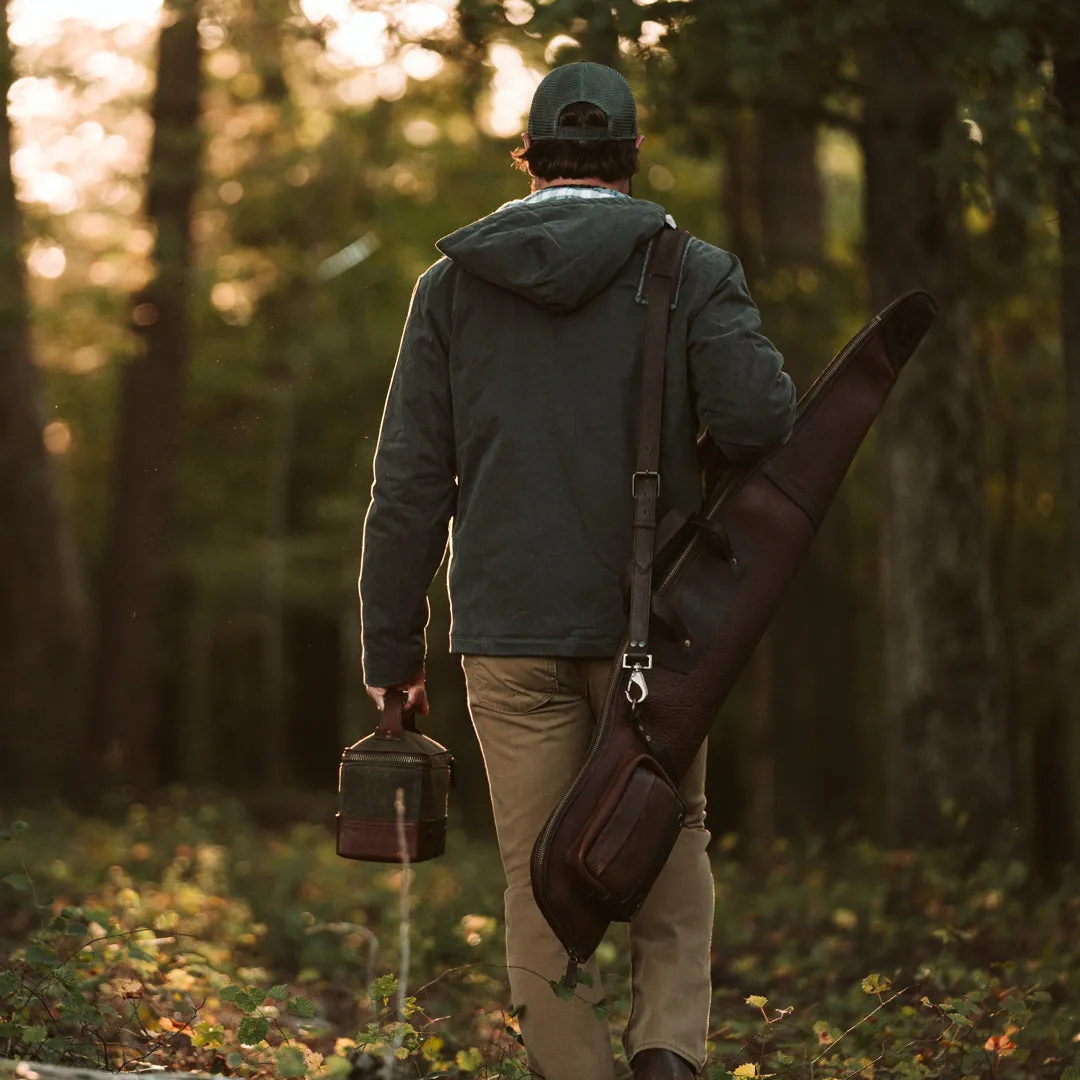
362, 654, 424, 689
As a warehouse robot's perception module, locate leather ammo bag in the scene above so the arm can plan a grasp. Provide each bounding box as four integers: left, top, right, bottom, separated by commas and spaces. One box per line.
337, 689, 453, 863
529, 226, 938, 980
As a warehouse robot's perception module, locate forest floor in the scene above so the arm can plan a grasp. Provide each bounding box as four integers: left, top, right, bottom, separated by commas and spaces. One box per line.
1, 797, 1078, 1080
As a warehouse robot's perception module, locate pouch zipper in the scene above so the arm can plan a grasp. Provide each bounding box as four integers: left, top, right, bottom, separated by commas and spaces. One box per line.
531, 307, 888, 960
342, 751, 449, 766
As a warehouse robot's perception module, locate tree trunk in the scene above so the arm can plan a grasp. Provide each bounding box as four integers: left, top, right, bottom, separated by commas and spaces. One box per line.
86, 0, 203, 795
757, 116, 824, 272
1037, 42, 1080, 875
721, 113, 757, 284
0, 0, 86, 802
1059, 46, 1080, 576
756, 110, 859, 837
861, 29, 1009, 847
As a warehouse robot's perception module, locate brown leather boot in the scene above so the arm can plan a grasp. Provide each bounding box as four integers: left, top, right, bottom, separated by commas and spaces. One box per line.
630, 1049, 698, 1079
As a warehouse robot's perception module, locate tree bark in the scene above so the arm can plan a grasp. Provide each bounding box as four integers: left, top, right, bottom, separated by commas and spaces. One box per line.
861, 28, 1009, 847
1059, 46, 1080, 576
1037, 42, 1080, 876
755, 110, 860, 837
0, 0, 86, 801
86, 0, 203, 795
757, 115, 824, 272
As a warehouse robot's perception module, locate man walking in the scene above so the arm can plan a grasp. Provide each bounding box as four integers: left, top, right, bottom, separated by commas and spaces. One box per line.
360, 61, 795, 1080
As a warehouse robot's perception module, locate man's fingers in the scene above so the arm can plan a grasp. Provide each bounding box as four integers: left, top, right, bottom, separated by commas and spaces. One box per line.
405, 683, 429, 715
366, 682, 427, 715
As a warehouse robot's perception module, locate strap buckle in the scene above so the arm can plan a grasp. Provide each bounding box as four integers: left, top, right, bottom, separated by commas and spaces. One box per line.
632, 470, 661, 497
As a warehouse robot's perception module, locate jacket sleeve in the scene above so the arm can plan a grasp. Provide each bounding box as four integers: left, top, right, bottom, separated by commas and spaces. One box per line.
686, 250, 796, 462
360, 269, 456, 687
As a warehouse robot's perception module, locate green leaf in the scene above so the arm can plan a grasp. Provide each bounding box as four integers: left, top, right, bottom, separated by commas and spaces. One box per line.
221, 984, 242, 1003
237, 1015, 269, 1045
26, 945, 59, 969
368, 974, 398, 1003
268, 983, 290, 1001
576, 969, 594, 989
191, 1021, 225, 1049
0, 1022, 23, 1038
226, 1053, 244, 1068
2, 873, 31, 892
455, 1047, 484, 1072
1061, 1068, 1080, 1080
861, 973, 892, 995
276, 1046, 307, 1078
323, 1055, 352, 1079
548, 979, 574, 1002
0, 969, 20, 998
287, 996, 316, 1019
246, 986, 267, 1007
745, 994, 768, 1009
22, 1024, 48, 1044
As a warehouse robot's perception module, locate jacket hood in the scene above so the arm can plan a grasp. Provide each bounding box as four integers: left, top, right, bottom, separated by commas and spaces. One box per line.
435, 195, 669, 313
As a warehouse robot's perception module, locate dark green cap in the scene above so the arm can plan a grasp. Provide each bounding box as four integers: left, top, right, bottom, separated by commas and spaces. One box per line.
527, 61, 638, 142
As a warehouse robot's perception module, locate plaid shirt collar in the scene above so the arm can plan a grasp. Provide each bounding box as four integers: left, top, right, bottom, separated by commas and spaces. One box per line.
522, 184, 631, 204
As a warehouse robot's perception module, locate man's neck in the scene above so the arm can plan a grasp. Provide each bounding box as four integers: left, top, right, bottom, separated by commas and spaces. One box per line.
531, 176, 631, 196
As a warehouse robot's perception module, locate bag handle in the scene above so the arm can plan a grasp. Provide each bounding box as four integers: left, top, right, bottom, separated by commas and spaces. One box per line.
624, 227, 690, 704
374, 688, 417, 740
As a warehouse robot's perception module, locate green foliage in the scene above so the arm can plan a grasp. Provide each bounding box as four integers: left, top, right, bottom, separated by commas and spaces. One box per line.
0, 810, 528, 1077
700, 840, 1079, 1078
1, 807, 1078, 1078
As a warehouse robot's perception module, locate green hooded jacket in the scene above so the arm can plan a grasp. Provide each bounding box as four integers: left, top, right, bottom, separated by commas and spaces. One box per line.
359, 188, 795, 687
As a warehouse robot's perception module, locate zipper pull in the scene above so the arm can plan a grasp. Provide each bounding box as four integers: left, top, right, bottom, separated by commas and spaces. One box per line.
561, 959, 579, 989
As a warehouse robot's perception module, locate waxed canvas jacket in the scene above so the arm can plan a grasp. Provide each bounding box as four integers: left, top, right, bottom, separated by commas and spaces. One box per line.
359, 189, 796, 687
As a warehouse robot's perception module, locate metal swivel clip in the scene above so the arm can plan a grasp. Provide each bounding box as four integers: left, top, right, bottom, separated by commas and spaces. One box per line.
623, 650, 652, 707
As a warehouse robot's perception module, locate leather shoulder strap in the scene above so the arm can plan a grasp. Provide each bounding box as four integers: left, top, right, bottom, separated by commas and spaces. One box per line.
625, 227, 690, 689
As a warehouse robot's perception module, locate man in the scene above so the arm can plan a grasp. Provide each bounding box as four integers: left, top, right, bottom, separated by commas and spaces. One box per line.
360, 61, 795, 1080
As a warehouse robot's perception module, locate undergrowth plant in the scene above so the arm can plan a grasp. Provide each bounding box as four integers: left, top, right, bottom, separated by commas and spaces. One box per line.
2, 806, 1079, 1079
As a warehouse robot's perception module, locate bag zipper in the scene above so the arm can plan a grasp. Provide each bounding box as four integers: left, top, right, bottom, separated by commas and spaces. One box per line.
342, 750, 451, 766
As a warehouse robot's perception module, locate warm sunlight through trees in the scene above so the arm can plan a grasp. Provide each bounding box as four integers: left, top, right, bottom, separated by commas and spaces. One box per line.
0, 0, 1078, 858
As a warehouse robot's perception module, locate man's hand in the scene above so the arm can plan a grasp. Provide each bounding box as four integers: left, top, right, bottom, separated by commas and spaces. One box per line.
365, 670, 429, 715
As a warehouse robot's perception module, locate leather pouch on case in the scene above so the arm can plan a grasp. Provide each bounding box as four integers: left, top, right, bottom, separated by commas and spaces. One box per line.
569, 753, 684, 921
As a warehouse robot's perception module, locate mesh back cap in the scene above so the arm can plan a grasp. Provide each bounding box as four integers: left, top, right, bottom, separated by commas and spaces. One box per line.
527, 61, 638, 141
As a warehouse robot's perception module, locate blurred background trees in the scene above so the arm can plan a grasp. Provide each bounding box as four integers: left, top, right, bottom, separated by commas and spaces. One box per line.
1, 0, 1078, 874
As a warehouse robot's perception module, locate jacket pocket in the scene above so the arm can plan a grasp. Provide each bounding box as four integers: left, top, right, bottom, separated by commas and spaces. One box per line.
462, 655, 559, 715
568, 752, 684, 921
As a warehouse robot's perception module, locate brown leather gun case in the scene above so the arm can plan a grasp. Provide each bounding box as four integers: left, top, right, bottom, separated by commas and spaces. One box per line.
530, 226, 938, 977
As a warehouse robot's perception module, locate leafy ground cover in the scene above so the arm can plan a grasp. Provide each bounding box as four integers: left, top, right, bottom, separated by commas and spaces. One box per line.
1, 799, 1078, 1079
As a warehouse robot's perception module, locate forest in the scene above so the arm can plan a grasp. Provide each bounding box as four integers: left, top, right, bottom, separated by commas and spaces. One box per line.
2, 0, 1080, 1077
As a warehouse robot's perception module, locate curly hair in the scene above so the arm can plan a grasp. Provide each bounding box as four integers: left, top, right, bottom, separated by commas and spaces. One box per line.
511, 101, 640, 183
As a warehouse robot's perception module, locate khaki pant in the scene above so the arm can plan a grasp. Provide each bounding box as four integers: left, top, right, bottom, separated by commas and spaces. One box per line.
462, 655, 714, 1080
